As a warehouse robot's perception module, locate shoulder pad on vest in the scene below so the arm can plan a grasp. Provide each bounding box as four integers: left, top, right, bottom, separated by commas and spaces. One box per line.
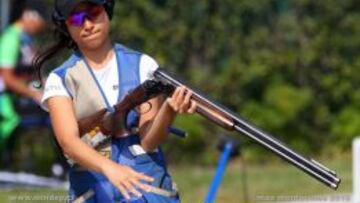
114, 43, 142, 55
53, 53, 81, 77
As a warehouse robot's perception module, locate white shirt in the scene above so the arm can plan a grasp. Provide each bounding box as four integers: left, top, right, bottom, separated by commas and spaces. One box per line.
0, 78, 5, 92
41, 54, 159, 109
92, 56, 118, 105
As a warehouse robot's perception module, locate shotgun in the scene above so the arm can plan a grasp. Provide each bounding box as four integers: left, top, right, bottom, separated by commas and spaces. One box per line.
150, 68, 341, 190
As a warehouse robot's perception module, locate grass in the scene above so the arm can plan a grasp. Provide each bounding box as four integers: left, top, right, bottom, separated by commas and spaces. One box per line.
0, 153, 352, 203
172, 151, 352, 203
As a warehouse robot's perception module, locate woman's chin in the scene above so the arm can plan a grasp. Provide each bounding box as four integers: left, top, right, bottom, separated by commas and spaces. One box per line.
80, 38, 106, 51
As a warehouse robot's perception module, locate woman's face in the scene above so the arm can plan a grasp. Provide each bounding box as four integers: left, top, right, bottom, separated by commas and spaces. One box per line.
65, 3, 110, 51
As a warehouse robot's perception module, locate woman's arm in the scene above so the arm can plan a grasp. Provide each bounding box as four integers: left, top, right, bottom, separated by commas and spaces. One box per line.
1, 69, 42, 102
47, 96, 153, 199
139, 86, 196, 151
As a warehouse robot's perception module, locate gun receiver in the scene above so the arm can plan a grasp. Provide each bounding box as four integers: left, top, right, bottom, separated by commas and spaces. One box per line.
77, 80, 172, 139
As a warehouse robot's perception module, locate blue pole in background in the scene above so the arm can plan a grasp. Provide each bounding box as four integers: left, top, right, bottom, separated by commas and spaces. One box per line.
204, 142, 234, 203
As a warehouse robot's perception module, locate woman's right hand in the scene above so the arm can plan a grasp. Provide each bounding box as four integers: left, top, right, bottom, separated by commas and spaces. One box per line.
47, 96, 154, 200
102, 162, 154, 199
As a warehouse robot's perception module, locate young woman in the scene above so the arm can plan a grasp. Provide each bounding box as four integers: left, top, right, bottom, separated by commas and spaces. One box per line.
34, 0, 196, 202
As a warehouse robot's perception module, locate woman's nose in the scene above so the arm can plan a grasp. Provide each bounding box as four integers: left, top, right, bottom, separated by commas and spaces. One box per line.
83, 18, 95, 32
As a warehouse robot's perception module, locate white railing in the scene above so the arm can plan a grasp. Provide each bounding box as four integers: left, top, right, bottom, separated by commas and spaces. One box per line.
353, 138, 360, 203
0, 171, 67, 189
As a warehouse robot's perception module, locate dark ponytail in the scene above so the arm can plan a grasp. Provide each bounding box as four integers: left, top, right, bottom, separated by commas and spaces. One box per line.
33, 26, 76, 87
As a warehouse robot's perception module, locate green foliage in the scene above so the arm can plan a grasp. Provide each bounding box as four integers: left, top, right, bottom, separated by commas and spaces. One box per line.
109, 0, 360, 160
22, 0, 359, 168
12, 129, 56, 175
331, 106, 360, 148
162, 115, 219, 164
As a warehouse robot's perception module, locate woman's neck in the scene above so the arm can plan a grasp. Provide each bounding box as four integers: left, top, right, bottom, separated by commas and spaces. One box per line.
14, 21, 25, 31
81, 38, 114, 70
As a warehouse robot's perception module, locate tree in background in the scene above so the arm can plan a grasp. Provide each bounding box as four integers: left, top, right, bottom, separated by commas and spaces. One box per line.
107, 0, 360, 161
26, 0, 359, 166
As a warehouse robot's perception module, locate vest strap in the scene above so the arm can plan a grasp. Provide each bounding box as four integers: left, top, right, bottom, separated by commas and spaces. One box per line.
73, 190, 95, 203
73, 184, 178, 202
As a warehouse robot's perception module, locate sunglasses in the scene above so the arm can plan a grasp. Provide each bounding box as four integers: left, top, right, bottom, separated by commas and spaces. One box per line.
66, 5, 103, 27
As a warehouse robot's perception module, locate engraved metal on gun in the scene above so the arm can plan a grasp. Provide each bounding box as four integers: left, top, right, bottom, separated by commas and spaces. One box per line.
66, 129, 112, 166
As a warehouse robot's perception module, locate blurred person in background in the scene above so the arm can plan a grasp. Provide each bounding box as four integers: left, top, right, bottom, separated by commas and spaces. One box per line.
0, 0, 48, 166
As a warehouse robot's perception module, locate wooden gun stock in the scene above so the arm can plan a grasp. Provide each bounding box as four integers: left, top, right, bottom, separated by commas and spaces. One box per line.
77, 80, 170, 139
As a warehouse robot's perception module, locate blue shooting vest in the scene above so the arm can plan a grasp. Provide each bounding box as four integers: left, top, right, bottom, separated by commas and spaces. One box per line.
53, 44, 180, 203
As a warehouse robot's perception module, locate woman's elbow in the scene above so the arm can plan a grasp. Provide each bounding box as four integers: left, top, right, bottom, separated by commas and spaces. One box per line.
55, 135, 76, 157
140, 139, 157, 152
140, 132, 168, 152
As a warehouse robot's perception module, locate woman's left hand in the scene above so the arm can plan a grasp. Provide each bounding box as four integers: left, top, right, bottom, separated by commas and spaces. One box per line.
166, 86, 197, 114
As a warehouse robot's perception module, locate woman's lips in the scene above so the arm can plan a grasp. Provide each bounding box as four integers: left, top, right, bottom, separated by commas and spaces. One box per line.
82, 30, 100, 40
